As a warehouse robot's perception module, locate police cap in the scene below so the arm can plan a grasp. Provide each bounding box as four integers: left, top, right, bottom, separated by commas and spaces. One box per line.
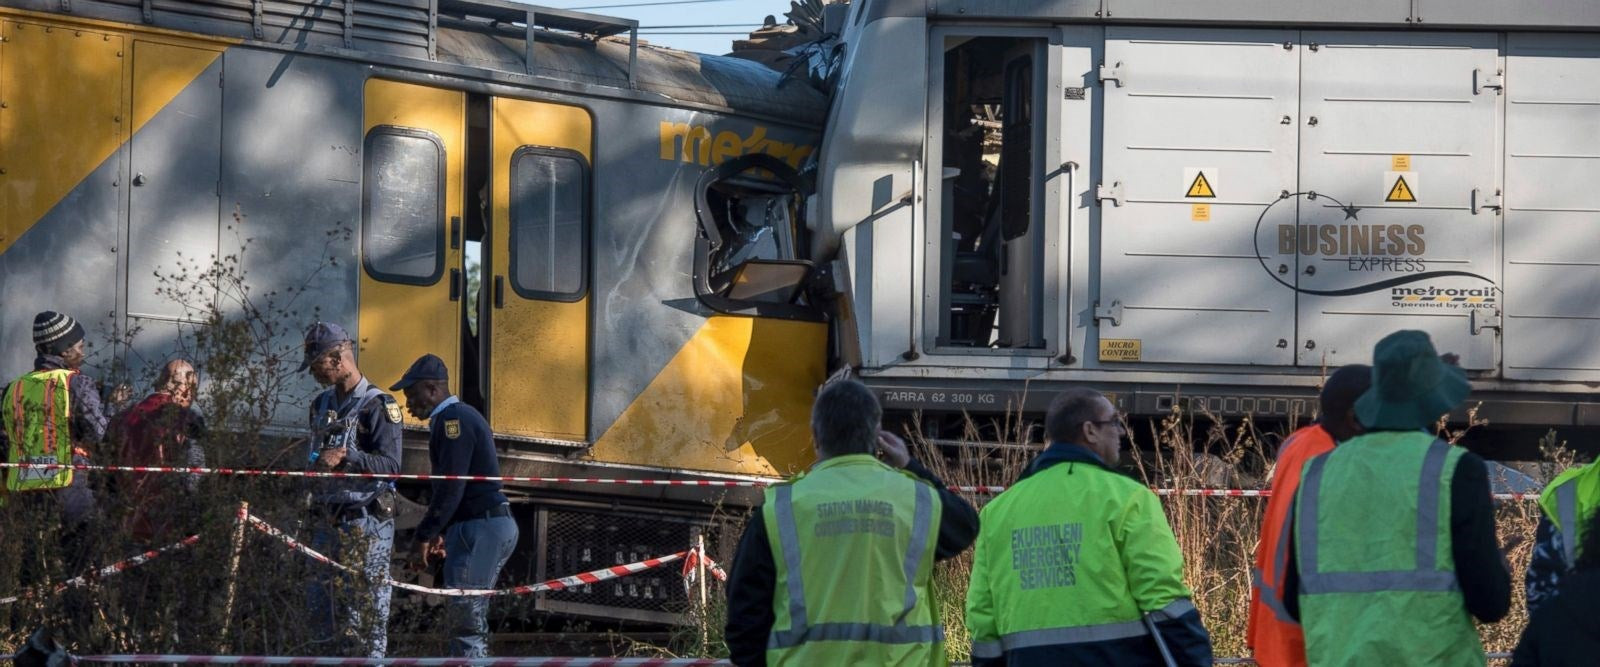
299, 321, 352, 372
390, 353, 449, 392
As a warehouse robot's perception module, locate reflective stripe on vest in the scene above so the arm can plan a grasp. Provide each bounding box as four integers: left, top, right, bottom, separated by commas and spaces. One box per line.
971, 598, 1197, 657
767, 480, 942, 650
1251, 506, 1298, 624
1297, 440, 1457, 594
1556, 480, 1579, 568
1536, 463, 1600, 570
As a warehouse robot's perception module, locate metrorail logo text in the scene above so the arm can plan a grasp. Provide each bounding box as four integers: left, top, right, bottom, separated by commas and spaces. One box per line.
658, 122, 815, 169
1390, 285, 1498, 308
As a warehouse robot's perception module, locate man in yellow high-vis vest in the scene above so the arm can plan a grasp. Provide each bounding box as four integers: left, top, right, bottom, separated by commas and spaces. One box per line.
724, 379, 979, 666
2, 311, 108, 523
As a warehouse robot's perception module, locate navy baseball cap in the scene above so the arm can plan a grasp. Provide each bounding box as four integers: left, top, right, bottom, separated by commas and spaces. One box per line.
299, 322, 352, 372
390, 353, 449, 391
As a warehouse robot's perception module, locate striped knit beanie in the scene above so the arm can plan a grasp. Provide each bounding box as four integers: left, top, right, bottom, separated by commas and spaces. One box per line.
33, 311, 85, 354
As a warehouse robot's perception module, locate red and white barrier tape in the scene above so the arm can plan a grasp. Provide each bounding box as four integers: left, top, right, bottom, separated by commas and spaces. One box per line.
678, 548, 728, 595
71, 657, 726, 666
702, 553, 728, 582
65, 652, 1512, 666
953, 486, 1541, 501
1211, 653, 1512, 665
0, 462, 765, 487
246, 513, 684, 597
0, 462, 1540, 500
0, 534, 201, 605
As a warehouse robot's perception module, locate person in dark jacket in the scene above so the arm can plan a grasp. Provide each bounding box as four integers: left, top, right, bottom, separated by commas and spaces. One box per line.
299, 322, 402, 658
394, 354, 518, 658
1512, 484, 1600, 666
724, 379, 980, 667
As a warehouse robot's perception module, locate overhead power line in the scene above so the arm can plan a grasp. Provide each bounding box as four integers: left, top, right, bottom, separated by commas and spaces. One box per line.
564, 0, 738, 10
639, 23, 763, 29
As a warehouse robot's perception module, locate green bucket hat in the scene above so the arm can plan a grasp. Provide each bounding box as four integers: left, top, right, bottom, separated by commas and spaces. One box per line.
1354, 330, 1470, 431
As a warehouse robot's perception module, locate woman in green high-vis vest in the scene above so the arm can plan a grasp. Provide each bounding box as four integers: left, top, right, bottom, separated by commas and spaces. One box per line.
1281, 330, 1510, 666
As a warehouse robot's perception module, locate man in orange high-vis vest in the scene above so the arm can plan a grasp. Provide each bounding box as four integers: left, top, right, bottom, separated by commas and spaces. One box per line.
1246, 364, 1370, 667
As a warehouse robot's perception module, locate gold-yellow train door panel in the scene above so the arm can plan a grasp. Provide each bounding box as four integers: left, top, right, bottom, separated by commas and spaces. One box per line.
0, 20, 124, 254
359, 79, 464, 412
488, 97, 591, 442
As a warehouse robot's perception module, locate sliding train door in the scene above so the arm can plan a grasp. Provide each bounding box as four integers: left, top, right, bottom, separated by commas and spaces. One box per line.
358, 79, 465, 418
486, 97, 592, 443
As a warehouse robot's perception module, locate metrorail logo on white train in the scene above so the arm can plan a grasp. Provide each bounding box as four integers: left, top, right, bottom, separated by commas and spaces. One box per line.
1250, 190, 1497, 302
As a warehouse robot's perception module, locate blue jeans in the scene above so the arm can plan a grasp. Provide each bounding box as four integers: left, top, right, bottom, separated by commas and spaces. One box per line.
307, 512, 394, 658
444, 513, 519, 657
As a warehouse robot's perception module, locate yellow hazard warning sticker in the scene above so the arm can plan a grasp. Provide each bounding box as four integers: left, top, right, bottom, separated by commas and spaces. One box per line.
1183, 167, 1217, 199
1099, 339, 1142, 362
1391, 154, 1411, 171
1191, 204, 1211, 222
1384, 171, 1418, 204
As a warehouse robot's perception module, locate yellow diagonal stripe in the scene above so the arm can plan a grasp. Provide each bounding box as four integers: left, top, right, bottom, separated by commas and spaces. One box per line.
0, 17, 223, 255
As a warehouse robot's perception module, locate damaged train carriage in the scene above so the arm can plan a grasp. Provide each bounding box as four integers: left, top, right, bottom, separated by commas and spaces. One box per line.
0, 0, 826, 623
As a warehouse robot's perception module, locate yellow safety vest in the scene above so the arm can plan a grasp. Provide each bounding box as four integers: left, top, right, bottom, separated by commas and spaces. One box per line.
1538, 462, 1600, 569
762, 454, 945, 666
2, 368, 76, 494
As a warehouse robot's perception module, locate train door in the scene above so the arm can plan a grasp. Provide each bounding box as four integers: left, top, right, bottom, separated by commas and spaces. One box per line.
1098, 27, 1301, 365
485, 97, 591, 443
1501, 34, 1600, 381
125, 41, 223, 382
1295, 32, 1500, 370
358, 79, 464, 418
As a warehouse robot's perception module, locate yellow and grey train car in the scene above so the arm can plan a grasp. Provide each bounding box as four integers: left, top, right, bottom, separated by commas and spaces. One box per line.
0, 0, 826, 621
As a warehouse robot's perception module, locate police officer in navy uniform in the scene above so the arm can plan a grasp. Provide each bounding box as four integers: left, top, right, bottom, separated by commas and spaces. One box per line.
392, 354, 518, 658
299, 322, 402, 658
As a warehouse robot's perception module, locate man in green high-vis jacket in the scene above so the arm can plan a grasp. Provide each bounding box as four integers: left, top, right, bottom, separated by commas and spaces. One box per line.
724, 379, 980, 667
1283, 330, 1510, 666
965, 387, 1212, 666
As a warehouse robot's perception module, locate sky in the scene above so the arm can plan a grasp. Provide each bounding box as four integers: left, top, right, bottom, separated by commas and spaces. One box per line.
539, 0, 800, 55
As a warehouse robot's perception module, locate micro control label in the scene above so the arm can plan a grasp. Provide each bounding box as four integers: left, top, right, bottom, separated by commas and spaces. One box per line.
1099, 339, 1142, 362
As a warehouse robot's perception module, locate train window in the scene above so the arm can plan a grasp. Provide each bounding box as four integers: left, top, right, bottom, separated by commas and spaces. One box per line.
362, 127, 445, 285
509, 147, 588, 300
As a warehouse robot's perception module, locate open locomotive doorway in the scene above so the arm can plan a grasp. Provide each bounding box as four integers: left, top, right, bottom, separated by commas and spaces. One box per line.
930, 33, 1051, 351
